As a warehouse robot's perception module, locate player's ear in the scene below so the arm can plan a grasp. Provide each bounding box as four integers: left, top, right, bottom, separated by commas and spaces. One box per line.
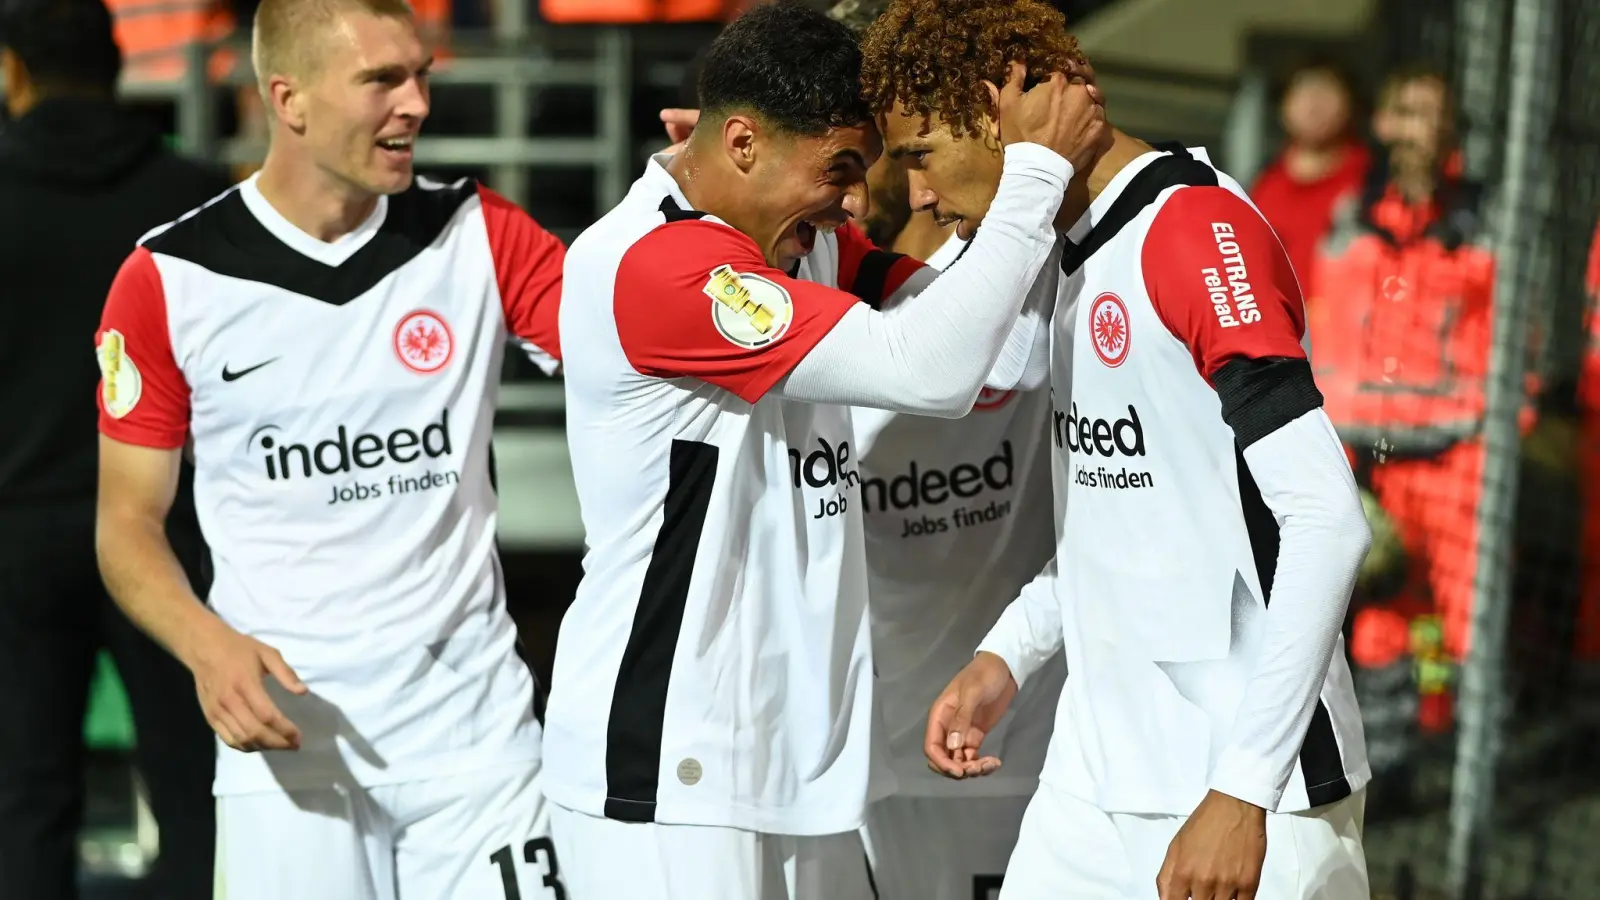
722, 114, 760, 175
270, 74, 308, 134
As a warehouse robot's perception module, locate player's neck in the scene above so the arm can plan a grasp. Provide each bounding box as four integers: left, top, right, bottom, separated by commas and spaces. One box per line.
1086, 129, 1155, 202
1052, 129, 1156, 232
256, 149, 382, 244
668, 142, 758, 234
891, 211, 955, 261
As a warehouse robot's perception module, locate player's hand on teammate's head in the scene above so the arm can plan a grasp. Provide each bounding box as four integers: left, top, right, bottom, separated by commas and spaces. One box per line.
187, 620, 309, 753
660, 107, 701, 155
985, 61, 1112, 175
924, 651, 1019, 779
1156, 789, 1268, 900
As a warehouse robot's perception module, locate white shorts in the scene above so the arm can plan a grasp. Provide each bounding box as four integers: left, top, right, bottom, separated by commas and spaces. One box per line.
1001, 782, 1368, 900
549, 802, 875, 900
861, 794, 1030, 900
214, 763, 561, 900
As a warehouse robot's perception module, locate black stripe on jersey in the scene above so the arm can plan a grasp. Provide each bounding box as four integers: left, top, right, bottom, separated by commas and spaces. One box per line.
1234, 451, 1353, 808
659, 196, 708, 222
850, 249, 907, 308
142, 178, 478, 305
603, 439, 719, 823
1061, 141, 1217, 275
1214, 357, 1324, 449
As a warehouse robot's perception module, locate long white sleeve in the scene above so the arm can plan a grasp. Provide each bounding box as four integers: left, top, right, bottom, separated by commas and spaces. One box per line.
974, 557, 1064, 689
1207, 408, 1372, 810
775, 144, 1069, 415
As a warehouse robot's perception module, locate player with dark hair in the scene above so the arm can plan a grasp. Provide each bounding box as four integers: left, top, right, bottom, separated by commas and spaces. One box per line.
861, 1, 1373, 898
544, 2, 1109, 898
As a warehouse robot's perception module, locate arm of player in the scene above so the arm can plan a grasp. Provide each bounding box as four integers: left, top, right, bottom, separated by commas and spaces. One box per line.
844, 232, 1055, 393
780, 144, 1068, 412
974, 556, 1064, 688
614, 143, 1068, 414
925, 558, 1062, 779
95, 249, 308, 754
1144, 187, 1371, 812
479, 185, 565, 376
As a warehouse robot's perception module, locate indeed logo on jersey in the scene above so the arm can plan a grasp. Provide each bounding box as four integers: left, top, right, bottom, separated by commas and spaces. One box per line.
1202, 221, 1261, 329
861, 442, 1016, 539
789, 437, 859, 521
1052, 403, 1155, 490
247, 409, 461, 507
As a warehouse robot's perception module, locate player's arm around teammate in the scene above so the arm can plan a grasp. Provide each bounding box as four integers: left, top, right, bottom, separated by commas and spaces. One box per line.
768, 64, 1108, 414
97, 435, 308, 754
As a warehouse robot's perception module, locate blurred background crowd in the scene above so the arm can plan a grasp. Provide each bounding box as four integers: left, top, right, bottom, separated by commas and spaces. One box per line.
1, 0, 1597, 897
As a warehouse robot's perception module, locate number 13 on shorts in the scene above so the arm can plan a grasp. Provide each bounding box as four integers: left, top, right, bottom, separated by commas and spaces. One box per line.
490, 837, 566, 900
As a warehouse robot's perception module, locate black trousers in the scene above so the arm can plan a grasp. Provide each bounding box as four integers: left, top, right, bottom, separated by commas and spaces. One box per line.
0, 506, 215, 900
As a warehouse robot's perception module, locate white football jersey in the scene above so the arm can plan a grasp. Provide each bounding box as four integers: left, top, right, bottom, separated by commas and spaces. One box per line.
1008, 148, 1368, 815
548, 157, 925, 836
96, 175, 565, 795
853, 234, 1062, 798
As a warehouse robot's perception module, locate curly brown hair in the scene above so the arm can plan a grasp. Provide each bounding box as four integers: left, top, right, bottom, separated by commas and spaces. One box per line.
859, 0, 1087, 140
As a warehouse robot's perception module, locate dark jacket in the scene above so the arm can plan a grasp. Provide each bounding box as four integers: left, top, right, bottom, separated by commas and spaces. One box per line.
0, 96, 230, 528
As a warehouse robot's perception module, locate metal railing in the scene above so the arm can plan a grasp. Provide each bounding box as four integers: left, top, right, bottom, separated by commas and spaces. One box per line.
107, 21, 638, 213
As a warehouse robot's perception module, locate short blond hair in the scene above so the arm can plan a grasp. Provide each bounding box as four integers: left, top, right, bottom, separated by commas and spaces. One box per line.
251, 0, 413, 99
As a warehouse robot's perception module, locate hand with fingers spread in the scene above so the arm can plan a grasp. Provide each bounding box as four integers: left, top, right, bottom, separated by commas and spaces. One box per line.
659, 107, 700, 155
924, 651, 1018, 779
984, 61, 1112, 175
1156, 790, 1269, 900
186, 619, 309, 753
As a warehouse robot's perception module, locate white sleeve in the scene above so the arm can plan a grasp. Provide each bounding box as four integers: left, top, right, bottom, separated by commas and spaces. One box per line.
974, 557, 1064, 688
873, 263, 1056, 394
774, 144, 1069, 416
1207, 408, 1373, 811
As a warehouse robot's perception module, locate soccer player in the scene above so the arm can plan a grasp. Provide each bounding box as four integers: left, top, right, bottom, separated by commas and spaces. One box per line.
796, 6, 1066, 900
91, 0, 567, 896
860, 1, 1374, 898
543, 2, 1109, 898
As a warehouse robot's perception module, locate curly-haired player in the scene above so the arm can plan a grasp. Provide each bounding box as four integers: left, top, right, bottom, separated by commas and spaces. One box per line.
863, 2, 1375, 899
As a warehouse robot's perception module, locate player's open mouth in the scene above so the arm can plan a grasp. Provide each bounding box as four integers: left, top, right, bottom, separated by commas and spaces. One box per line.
376, 136, 415, 160
796, 220, 817, 253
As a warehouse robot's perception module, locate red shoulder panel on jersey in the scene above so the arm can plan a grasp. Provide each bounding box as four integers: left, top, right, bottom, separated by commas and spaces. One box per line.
614, 218, 860, 404
96, 247, 191, 449
833, 220, 924, 308
478, 183, 565, 364
1143, 186, 1309, 385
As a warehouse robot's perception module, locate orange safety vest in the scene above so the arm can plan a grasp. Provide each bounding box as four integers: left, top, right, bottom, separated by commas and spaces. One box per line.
539, 0, 726, 23
1306, 175, 1502, 455
105, 0, 236, 82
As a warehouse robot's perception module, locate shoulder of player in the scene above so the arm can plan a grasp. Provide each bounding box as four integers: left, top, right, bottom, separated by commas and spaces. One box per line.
382, 174, 483, 238
139, 183, 246, 252
616, 216, 765, 282
1146, 183, 1268, 236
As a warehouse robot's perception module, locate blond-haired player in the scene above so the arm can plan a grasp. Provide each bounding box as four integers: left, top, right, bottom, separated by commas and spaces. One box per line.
92, 0, 567, 896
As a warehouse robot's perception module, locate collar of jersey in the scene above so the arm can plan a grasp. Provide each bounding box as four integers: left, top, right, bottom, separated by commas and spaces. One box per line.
1070, 145, 1213, 237
644, 153, 700, 217
238, 173, 390, 267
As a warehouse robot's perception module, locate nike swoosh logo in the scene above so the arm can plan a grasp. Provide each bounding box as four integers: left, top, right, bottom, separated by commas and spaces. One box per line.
221, 358, 278, 382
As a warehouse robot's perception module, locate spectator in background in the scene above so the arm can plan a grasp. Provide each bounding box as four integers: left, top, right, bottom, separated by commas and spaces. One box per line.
1250, 56, 1370, 287
1575, 220, 1600, 663
0, 0, 230, 896
1307, 62, 1494, 740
